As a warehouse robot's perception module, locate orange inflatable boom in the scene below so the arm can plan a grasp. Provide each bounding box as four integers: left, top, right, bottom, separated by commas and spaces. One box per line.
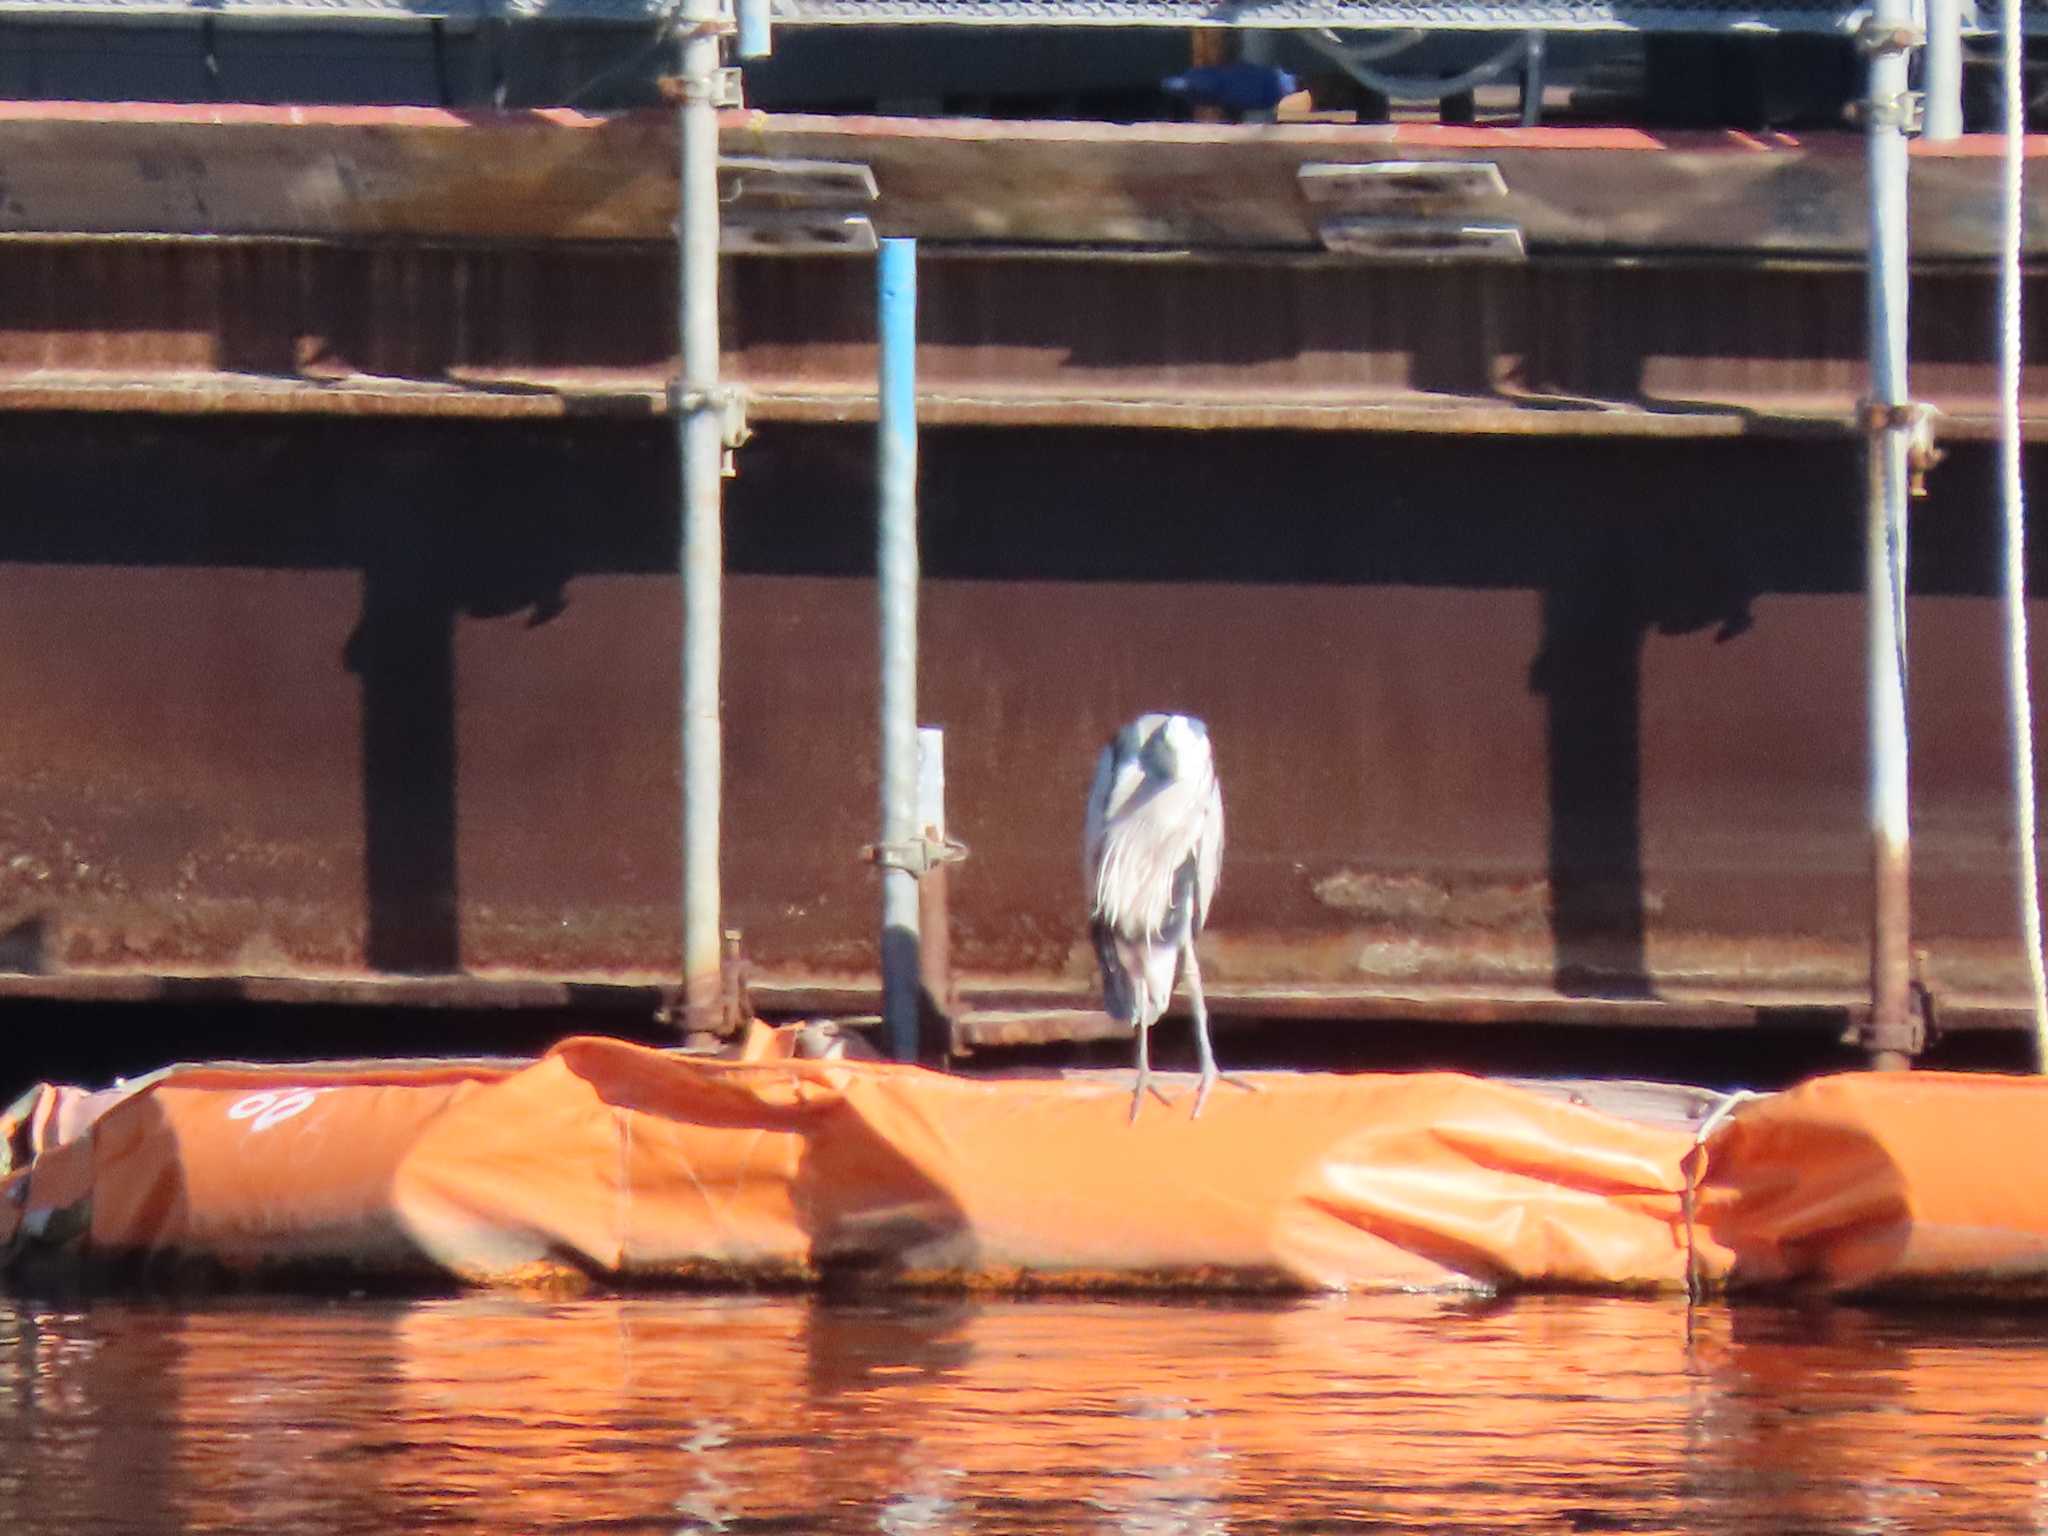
5, 1028, 2048, 1298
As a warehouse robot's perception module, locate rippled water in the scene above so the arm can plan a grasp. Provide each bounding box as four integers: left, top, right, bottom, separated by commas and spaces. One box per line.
4, 1291, 2048, 1533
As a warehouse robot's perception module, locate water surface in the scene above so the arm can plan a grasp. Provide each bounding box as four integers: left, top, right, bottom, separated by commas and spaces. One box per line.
4, 1291, 2046, 1533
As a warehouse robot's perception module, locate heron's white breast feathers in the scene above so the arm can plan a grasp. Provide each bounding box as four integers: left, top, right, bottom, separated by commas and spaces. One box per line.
1083, 744, 1224, 943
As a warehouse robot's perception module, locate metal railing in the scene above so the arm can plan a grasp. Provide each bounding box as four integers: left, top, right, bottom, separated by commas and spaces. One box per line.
0, 0, 2041, 35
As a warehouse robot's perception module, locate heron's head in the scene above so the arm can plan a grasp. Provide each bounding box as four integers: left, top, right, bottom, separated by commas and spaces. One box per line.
1137, 712, 1210, 782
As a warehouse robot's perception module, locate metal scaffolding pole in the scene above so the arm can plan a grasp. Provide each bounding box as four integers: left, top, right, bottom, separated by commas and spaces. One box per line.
677, 0, 727, 1033
878, 237, 923, 1061
1861, 0, 1923, 1069
1994, 0, 2048, 1068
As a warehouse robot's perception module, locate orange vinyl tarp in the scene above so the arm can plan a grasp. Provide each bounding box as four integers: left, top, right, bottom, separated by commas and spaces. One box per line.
6, 1030, 2048, 1297
1694, 1072, 2048, 1295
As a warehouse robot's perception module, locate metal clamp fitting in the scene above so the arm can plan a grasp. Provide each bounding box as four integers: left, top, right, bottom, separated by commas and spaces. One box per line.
1854, 16, 1924, 53
670, 384, 751, 447
1858, 398, 1945, 497
1858, 987, 1929, 1057
1850, 90, 1926, 132
659, 0, 735, 43
862, 835, 970, 878
656, 67, 744, 108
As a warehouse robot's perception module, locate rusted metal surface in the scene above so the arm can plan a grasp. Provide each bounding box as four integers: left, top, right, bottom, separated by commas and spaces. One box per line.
2, 103, 2048, 257
1866, 836, 1918, 1067
0, 972, 669, 1010
1, 238, 2046, 438
0, 415, 2045, 1037
726, 254, 2048, 439
919, 859, 957, 1051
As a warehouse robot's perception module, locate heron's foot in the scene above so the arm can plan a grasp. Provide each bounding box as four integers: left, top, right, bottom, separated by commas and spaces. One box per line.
1189, 1070, 1260, 1120
1128, 1072, 1178, 1124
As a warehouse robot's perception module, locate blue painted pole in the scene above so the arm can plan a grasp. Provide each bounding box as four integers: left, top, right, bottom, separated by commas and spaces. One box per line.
1924, 0, 1963, 141
735, 0, 773, 61
878, 238, 921, 1062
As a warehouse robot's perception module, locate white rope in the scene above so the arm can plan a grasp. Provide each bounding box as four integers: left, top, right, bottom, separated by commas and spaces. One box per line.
1997, 0, 2048, 1071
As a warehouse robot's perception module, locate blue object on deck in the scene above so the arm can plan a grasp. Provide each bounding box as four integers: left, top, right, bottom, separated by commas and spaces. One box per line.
1161, 63, 1300, 111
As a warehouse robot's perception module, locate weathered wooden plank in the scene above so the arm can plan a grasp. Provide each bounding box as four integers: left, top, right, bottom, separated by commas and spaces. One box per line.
0, 103, 2046, 257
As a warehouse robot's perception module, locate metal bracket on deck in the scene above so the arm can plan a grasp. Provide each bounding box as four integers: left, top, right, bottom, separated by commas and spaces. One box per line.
718, 156, 880, 256
1317, 216, 1526, 263
1299, 160, 1508, 207
1859, 397, 1945, 497
862, 834, 970, 878
720, 210, 879, 254
720, 156, 879, 206
1301, 158, 1526, 265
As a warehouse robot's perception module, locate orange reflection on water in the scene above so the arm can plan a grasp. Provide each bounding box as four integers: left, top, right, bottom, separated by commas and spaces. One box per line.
3, 1292, 2048, 1533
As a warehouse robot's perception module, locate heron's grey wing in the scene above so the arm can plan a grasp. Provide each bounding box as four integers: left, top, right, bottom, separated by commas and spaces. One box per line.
1091, 914, 1138, 1022
1082, 743, 1116, 904
1193, 771, 1224, 931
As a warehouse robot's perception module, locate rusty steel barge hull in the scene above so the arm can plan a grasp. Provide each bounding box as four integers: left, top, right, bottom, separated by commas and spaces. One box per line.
0, 105, 2045, 1046
3, 415, 2045, 1042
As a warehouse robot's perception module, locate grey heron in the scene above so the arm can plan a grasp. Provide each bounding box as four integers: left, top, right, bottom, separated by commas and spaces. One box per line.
1083, 711, 1252, 1121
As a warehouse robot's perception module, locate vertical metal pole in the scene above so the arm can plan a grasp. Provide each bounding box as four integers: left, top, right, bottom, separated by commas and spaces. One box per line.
1995, 0, 2048, 1068
1863, 5, 1919, 1069
734, 0, 772, 61
1520, 30, 1547, 127
878, 237, 922, 1062
1241, 28, 1278, 124
1924, 0, 1965, 141
1188, 28, 1231, 124
677, 0, 726, 1033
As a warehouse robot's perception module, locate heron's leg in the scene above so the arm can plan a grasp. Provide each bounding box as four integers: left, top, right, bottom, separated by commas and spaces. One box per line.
1128, 1017, 1176, 1123
1130, 1017, 1148, 1124
1184, 937, 1257, 1120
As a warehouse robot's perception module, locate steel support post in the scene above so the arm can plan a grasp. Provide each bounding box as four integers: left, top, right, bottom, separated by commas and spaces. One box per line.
677, 0, 727, 1033
1862, 0, 1923, 1069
